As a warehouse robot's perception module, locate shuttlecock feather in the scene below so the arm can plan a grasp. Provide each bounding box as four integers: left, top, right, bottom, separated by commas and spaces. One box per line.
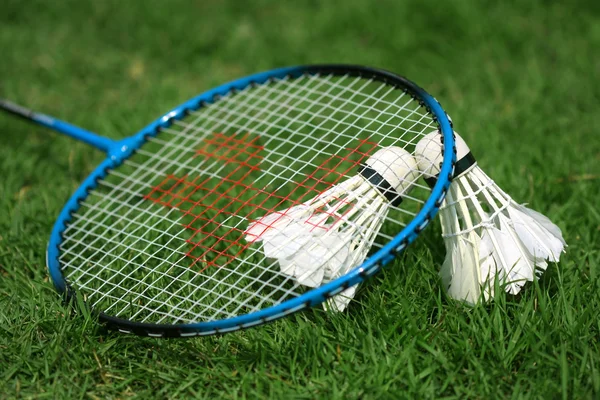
415, 131, 566, 303
438, 186, 482, 303
246, 146, 420, 311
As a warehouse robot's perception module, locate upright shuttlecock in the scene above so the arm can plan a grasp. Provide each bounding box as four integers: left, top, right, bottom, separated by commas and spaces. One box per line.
415, 132, 566, 303
245, 147, 419, 311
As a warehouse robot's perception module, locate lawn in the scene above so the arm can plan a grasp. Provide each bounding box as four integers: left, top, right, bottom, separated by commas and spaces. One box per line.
1, 0, 599, 398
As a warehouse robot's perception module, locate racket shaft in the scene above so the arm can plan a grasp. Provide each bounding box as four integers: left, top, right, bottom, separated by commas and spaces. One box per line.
0, 98, 114, 152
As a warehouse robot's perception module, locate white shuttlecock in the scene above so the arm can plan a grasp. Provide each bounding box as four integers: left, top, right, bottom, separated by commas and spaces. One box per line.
415, 131, 566, 304
245, 146, 420, 311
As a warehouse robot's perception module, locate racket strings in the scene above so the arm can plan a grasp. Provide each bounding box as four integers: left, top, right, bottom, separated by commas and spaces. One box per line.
60, 74, 328, 322
68, 91, 432, 322
58, 72, 440, 324
68, 128, 398, 318
180, 79, 431, 159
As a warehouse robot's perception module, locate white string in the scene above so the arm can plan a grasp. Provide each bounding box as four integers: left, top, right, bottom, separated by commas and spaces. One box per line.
58, 72, 442, 324
64, 74, 436, 322
65, 75, 428, 322
63, 75, 322, 321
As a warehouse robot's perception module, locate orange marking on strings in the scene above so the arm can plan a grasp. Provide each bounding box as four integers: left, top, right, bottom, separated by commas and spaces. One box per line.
144, 133, 380, 273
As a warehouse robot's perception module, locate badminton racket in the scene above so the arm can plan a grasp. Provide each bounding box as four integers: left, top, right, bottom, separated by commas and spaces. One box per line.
1, 65, 455, 337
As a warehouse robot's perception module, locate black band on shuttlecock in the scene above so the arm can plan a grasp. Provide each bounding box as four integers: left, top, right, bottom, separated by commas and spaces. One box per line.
424, 151, 477, 188
358, 165, 403, 206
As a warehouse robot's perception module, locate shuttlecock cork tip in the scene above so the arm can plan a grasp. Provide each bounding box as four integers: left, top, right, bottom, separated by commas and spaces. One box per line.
359, 146, 419, 205
414, 131, 474, 186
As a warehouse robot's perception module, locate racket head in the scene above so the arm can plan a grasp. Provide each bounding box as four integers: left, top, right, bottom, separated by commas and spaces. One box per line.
46, 65, 456, 337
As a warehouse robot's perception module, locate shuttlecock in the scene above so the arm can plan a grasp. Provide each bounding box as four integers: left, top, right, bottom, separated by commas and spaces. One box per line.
415, 131, 566, 303
245, 146, 420, 311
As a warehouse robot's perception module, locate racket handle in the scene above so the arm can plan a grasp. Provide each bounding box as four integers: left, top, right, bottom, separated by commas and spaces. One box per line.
0, 98, 115, 152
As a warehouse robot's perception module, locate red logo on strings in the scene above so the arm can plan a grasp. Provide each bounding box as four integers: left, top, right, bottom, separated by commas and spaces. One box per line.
144, 133, 378, 272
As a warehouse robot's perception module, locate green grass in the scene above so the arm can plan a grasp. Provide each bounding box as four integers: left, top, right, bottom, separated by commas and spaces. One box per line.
1, 0, 599, 398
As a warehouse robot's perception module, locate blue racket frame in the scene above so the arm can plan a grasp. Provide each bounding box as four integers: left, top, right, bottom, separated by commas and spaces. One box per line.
2, 65, 456, 337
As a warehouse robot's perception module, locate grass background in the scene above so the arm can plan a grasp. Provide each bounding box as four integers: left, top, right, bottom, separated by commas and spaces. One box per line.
1, 0, 599, 398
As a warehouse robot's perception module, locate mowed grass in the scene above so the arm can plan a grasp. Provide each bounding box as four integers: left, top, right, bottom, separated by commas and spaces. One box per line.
1, 0, 599, 398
